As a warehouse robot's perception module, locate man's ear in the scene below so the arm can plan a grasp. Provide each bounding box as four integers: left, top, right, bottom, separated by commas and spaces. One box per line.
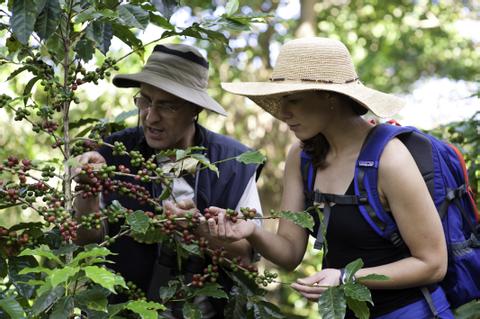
194, 106, 203, 122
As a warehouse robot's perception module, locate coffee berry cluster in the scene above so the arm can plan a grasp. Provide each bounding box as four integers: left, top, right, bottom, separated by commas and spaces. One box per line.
116, 280, 146, 301
203, 207, 258, 223
191, 248, 226, 287
0, 226, 33, 257
255, 270, 279, 287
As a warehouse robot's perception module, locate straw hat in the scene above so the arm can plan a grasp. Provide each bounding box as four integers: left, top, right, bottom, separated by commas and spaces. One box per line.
221, 37, 404, 118
113, 43, 227, 116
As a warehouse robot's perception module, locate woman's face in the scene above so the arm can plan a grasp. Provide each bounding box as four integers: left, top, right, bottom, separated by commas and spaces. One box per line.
279, 91, 333, 140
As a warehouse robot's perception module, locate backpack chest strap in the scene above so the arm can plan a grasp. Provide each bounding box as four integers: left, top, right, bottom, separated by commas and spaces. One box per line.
314, 191, 367, 206
312, 191, 366, 250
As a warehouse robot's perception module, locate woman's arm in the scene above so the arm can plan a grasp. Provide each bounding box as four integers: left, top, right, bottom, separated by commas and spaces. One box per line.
206, 142, 310, 271
355, 137, 447, 288
292, 138, 448, 300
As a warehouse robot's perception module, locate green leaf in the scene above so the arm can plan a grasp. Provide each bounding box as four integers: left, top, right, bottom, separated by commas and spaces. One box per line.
75, 36, 96, 62
0, 296, 26, 319
344, 283, 372, 303
149, 13, 174, 30
23, 279, 46, 286
190, 153, 218, 177
114, 108, 138, 123
224, 286, 248, 319
271, 210, 314, 232
192, 283, 228, 299
74, 8, 117, 24
227, 271, 266, 297
6, 65, 29, 81
346, 297, 370, 319
73, 7, 98, 24
45, 32, 65, 61
118, 4, 149, 30
182, 302, 201, 319
84, 266, 127, 293
18, 266, 52, 275
225, 0, 239, 16
31, 286, 65, 316
125, 300, 166, 319
74, 287, 109, 312
34, 0, 60, 40
71, 246, 113, 266
50, 296, 74, 319
22, 76, 40, 105
454, 300, 480, 319
18, 245, 63, 264
9, 221, 44, 232
344, 258, 363, 283
130, 224, 168, 244
179, 242, 201, 257
112, 23, 144, 53
318, 287, 346, 319
86, 20, 113, 55
69, 117, 100, 130
6, 36, 22, 55
153, 0, 178, 20
235, 150, 266, 165
159, 285, 177, 302
49, 266, 80, 287
8, 256, 39, 299
10, 0, 38, 44
126, 211, 150, 234
158, 187, 171, 201
176, 149, 186, 160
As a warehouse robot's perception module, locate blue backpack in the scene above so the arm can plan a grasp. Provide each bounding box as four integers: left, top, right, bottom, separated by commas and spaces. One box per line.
301, 123, 480, 309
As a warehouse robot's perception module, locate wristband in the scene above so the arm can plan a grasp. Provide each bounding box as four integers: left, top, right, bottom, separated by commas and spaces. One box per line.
339, 268, 356, 284
339, 268, 346, 285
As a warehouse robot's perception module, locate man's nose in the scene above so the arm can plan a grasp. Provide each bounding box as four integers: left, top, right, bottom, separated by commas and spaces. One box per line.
144, 107, 162, 122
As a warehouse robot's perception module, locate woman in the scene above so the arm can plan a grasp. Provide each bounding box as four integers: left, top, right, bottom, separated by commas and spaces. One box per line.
207, 37, 453, 318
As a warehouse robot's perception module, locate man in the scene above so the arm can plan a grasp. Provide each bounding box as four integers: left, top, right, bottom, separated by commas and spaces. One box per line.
73, 43, 263, 318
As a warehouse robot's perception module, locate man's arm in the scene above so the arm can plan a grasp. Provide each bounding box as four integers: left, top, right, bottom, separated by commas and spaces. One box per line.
72, 151, 107, 245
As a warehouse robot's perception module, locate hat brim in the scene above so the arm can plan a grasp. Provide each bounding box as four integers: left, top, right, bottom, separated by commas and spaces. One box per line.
114, 71, 227, 116
221, 81, 404, 118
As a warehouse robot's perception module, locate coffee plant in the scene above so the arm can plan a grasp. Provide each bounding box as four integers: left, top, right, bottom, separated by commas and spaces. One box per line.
0, 1, 413, 318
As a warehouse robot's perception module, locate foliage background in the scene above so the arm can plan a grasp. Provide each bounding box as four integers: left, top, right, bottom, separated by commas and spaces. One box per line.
1, 0, 479, 318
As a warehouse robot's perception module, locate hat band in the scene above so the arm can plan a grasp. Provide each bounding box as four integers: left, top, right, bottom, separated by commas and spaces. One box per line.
269, 77, 359, 84
153, 45, 209, 69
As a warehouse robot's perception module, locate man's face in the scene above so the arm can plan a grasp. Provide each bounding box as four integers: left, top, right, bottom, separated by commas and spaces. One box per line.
137, 83, 199, 150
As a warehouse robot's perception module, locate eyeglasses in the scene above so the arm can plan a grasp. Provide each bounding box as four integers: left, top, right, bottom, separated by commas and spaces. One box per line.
133, 95, 187, 114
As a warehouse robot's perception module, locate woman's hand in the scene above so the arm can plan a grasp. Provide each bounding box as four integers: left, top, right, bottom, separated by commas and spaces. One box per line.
290, 268, 341, 301
202, 206, 257, 243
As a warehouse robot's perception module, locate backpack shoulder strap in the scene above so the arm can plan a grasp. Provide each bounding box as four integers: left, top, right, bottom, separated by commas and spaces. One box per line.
300, 150, 315, 205
354, 124, 416, 241
300, 150, 314, 191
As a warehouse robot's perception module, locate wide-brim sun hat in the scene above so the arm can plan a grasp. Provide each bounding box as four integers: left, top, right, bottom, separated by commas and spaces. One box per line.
113, 43, 227, 116
221, 37, 404, 118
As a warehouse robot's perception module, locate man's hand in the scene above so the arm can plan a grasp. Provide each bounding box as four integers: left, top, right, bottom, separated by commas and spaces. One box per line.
202, 206, 257, 243
163, 199, 199, 229
71, 151, 106, 183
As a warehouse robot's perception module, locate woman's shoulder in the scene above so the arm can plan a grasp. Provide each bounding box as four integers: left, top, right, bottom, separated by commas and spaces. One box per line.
378, 137, 424, 191
285, 142, 303, 166
379, 137, 414, 170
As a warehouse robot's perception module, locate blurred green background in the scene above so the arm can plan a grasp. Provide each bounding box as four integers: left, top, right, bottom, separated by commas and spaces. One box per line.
1, 0, 479, 318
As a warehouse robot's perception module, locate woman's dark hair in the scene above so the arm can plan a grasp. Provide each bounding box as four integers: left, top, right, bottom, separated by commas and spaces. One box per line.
301, 93, 367, 168
302, 133, 330, 169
